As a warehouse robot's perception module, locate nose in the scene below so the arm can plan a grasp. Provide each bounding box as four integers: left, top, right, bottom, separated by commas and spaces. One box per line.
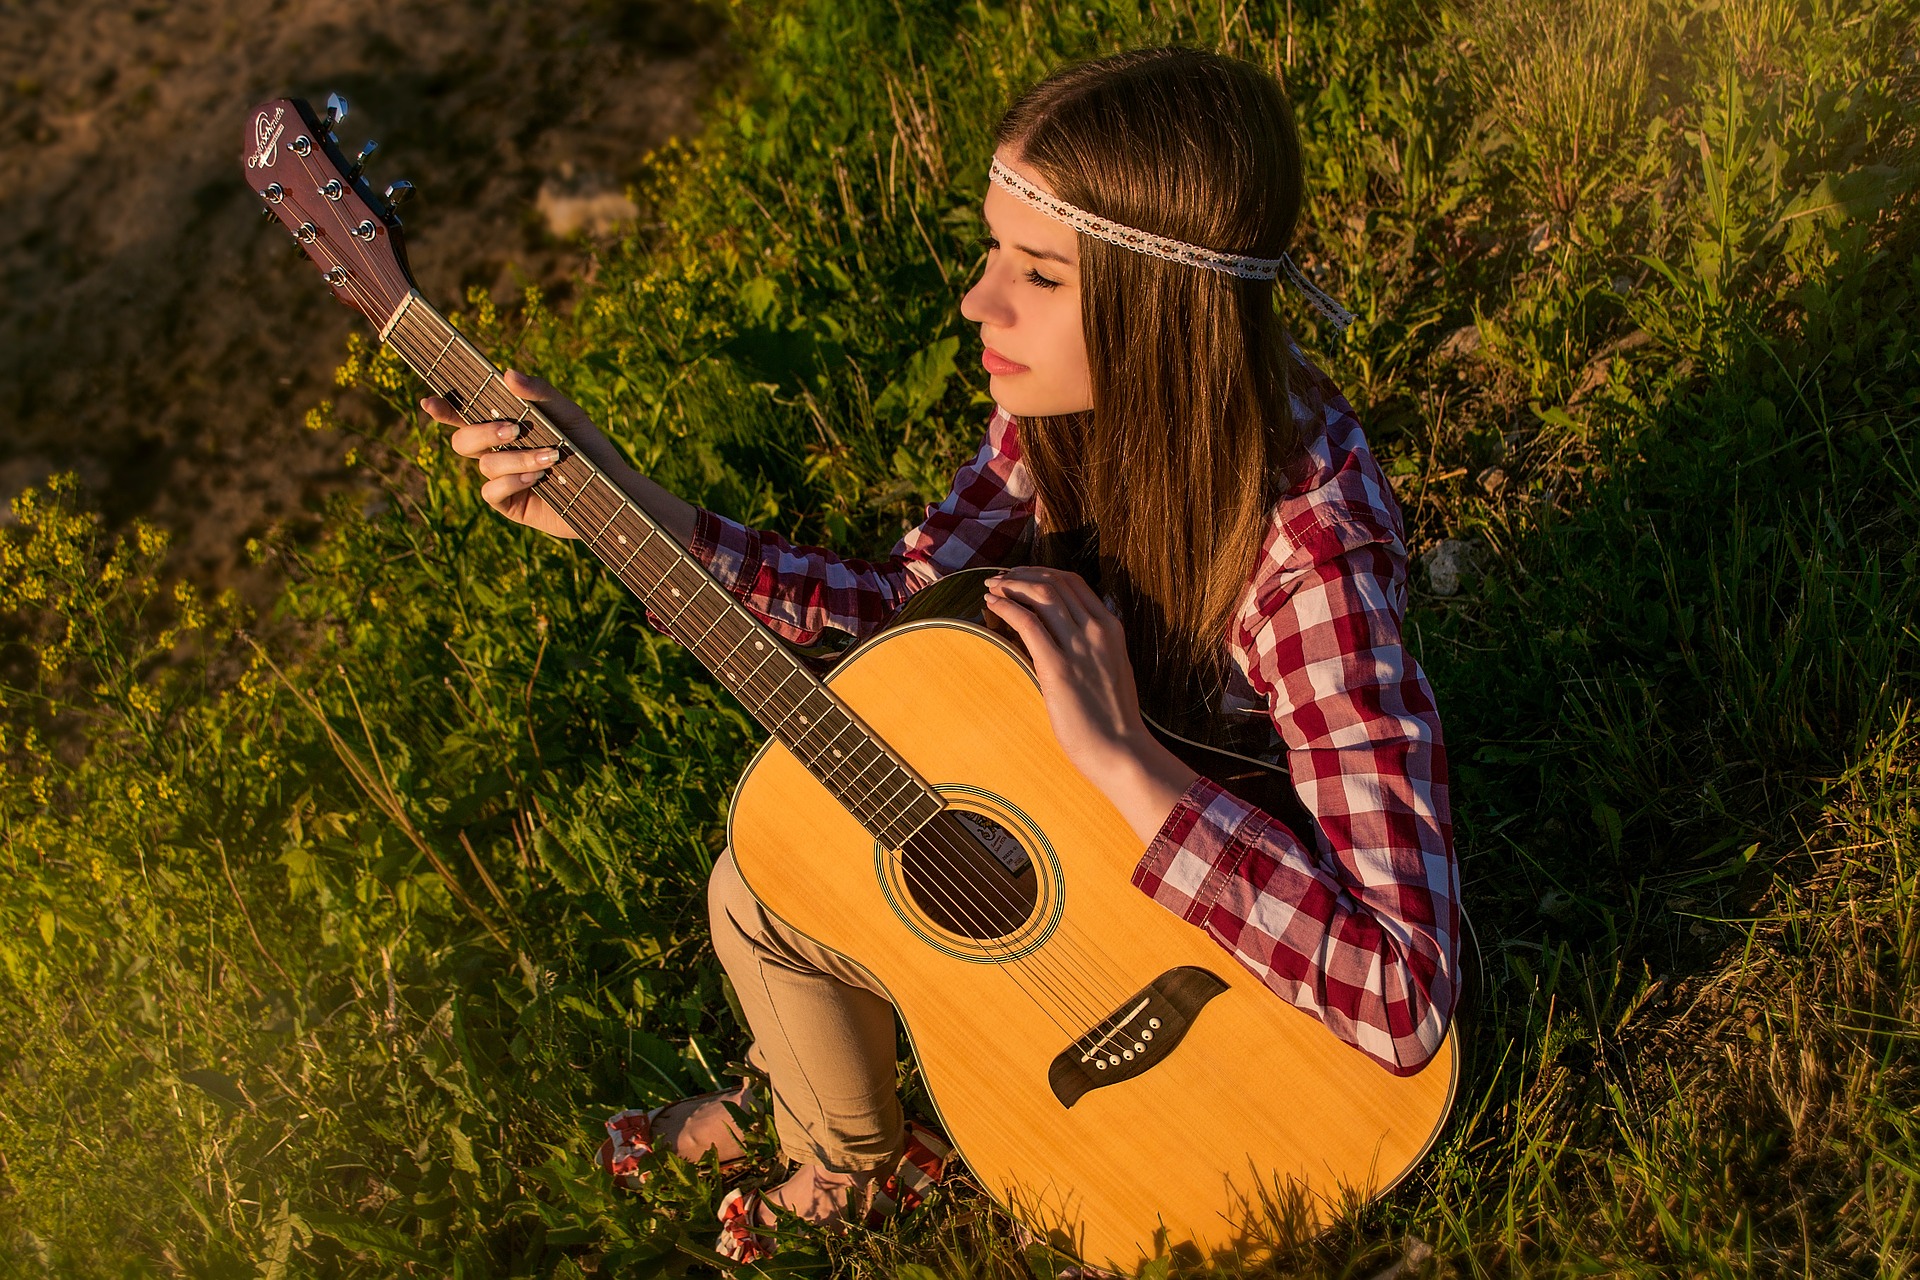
960, 257, 1012, 329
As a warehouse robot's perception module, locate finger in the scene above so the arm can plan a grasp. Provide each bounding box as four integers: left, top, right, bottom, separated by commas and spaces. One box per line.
502, 368, 558, 400
996, 568, 1095, 626
420, 394, 474, 428
449, 420, 525, 457
478, 446, 561, 480
983, 594, 1068, 681
502, 368, 593, 431
1053, 569, 1115, 621
989, 575, 1088, 642
482, 471, 546, 508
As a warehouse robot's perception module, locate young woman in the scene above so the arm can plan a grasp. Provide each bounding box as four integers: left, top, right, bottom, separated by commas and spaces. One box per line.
425, 46, 1460, 1261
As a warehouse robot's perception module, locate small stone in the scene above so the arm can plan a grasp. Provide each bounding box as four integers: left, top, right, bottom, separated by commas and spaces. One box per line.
1477, 466, 1508, 497
1420, 538, 1481, 597
1436, 323, 1481, 361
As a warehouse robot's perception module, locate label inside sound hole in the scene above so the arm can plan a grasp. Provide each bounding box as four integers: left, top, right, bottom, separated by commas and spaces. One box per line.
953, 811, 1031, 877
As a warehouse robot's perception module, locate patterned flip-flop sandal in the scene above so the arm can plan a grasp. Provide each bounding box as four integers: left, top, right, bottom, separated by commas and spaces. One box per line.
594, 1081, 759, 1190
713, 1117, 954, 1264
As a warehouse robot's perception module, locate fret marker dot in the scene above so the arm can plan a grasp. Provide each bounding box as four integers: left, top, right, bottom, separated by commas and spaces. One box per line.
833, 749, 843, 758
799, 716, 808, 725
617, 535, 628, 545
557, 475, 568, 484
671, 588, 681, 597
753, 641, 764, 651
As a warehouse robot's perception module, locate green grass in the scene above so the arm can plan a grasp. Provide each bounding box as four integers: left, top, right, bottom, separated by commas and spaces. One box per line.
2, 0, 1917, 1274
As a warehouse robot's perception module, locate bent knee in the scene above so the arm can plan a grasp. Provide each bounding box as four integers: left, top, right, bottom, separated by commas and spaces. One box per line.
707, 848, 764, 943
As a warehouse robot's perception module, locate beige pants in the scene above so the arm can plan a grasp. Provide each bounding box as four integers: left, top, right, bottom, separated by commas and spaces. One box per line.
707, 849, 904, 1175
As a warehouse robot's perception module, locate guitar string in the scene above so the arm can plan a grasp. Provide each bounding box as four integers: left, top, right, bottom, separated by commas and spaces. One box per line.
378, 298, 1149, 1037
290, 186, 1144, 1040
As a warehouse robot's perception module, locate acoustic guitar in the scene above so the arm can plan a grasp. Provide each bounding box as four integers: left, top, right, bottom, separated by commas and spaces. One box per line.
243, 95, 1459, 1273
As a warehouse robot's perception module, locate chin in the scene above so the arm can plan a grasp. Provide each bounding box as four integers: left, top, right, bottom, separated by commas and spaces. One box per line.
988, 380, 1090, 419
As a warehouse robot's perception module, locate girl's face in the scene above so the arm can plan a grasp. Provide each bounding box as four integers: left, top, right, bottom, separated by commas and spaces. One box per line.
960, 148, 1094, 417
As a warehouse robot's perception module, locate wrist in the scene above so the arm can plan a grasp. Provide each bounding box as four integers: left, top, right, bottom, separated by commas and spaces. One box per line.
1083, 730, 1198, 846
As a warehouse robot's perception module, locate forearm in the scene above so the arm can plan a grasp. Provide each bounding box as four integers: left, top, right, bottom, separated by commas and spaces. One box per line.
1082, 731, 1198, 846
567, 439, 698, 549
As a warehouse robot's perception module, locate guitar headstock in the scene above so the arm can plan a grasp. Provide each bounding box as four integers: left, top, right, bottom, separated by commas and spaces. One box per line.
244, 95, 418, 330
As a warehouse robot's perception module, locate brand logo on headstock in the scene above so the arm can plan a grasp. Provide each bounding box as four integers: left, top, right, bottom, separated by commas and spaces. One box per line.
247, 107, 286, 170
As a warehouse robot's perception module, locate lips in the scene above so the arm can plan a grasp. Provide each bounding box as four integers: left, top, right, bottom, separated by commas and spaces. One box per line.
982, 346, 1029, 376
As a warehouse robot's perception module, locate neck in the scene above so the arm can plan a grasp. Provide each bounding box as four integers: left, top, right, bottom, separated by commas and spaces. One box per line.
377, 292, 943, 847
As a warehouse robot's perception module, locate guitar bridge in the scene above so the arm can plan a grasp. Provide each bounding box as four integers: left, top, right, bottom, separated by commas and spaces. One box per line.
1047, 967, 1228, 1108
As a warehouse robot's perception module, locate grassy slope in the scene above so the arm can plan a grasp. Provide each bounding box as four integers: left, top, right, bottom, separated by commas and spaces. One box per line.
2, 0, 1917, 1275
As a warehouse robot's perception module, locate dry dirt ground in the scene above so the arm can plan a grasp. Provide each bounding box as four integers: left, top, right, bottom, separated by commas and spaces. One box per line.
0, 0, 727, 588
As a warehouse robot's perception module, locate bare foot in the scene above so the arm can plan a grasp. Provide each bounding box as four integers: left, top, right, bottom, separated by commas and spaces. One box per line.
651, 1082, 757, 1165
747, 1160, 874, 1227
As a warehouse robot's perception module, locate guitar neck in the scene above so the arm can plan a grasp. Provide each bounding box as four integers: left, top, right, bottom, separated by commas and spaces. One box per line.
377, 292, 942, 848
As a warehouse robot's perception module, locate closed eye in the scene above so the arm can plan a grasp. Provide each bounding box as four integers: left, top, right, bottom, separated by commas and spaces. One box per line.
981, 236, 1066, 290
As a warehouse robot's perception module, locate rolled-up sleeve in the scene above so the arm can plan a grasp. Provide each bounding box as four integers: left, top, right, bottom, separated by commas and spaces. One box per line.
681, 406, 1033, 644
1132, 531, 1460, 1076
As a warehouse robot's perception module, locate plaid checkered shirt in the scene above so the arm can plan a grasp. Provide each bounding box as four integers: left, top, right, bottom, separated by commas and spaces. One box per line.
685, 359, 1461, 1075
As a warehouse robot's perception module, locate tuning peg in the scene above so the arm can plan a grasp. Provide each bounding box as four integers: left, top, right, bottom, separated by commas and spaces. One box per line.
322, 92, 349, 137
383, 179, 415, 212
347, 139, 377, 178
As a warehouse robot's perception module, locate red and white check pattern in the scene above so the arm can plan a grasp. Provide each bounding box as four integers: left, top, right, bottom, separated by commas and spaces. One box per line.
688, 360, 1459, 1075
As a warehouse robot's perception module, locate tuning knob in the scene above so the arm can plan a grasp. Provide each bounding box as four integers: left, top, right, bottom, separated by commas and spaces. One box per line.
383, 179, 415, 213
347, 140, 377, 179
322, 92, 349, 137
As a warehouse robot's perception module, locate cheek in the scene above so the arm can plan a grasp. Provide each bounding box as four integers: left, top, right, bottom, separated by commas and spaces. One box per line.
1041, 294, 1089, 378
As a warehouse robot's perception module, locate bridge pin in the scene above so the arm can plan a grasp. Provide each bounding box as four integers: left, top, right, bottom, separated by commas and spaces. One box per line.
1148, 1017, 1161, 1029
1095, 1061, 1107, 1070
1108, 1055, 1120, 1066
1133, 1043, 1144, 1053
1141, 1029, 1153, 1040
1122, 1050, 1134, 1060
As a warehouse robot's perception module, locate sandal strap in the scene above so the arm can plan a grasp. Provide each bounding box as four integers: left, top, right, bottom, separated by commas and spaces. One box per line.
599, 1107, 658, 1179
873, 1117, 954, 1216
597, 1081, 760, 1183
716, 1187, 777, 1264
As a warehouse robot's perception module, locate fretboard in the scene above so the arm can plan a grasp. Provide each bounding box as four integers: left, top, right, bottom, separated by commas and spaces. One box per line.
377, 291, 943, 848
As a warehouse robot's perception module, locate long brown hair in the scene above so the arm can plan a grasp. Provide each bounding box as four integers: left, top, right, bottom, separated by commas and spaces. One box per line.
995, 48, 1309, 725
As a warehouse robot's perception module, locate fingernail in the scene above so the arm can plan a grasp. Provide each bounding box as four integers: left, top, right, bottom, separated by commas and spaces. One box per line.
495, 423, 519, 441
523, 471, 544, 485
536, 448, 560, 463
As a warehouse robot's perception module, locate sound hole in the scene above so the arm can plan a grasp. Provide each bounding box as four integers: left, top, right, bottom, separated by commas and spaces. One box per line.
899, 810, 1038, 940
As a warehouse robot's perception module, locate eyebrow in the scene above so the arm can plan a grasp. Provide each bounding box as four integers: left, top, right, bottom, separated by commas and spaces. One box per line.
1014, 242, 1075, 265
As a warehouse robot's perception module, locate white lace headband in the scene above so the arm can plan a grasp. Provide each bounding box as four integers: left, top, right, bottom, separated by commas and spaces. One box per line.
987, 155, 1355, 333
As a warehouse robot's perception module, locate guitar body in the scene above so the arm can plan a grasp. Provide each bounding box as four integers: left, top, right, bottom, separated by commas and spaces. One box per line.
728, 614, 1457, 1273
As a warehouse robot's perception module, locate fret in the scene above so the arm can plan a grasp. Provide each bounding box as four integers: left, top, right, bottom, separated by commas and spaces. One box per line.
791, 702, 860, 771
611, 526, 657, 579
655, 573, 707, 631
805, 714, 868, 783
709, 628, 760, 685
552, 464, 588, 518
423, 331, 458, 380
587, 503, 622, 546
873, 776, 931, 835
682, 601, 738, 657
